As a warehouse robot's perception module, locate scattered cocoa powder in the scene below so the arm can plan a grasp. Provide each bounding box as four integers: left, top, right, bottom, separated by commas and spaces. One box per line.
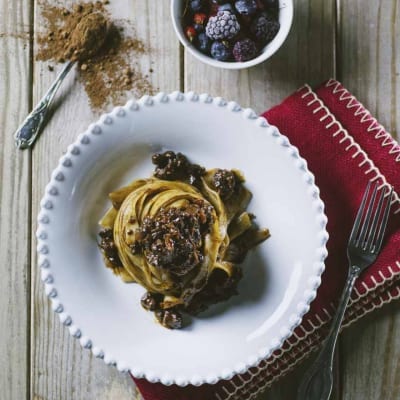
36, 1, 156, 110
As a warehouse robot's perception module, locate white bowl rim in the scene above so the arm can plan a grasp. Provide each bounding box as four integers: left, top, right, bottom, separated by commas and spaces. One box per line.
36, 91, 328, 387
170, 0, 294, 70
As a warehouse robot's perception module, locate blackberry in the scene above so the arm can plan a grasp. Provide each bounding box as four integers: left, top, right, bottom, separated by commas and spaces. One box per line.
251, 12, 280, 44
233, 38, 257, 61
197, 32, 211, 53
194, 23, 205, 33
210, 41, 232, 61
205, 11, 240, 40
190, 0, 205, 12
235, 0, 258, 15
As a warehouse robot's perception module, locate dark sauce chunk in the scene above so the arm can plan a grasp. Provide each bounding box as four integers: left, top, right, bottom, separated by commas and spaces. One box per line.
212, 169, 239, 199
141, 291, 163, 311
137, 202, 213, 276
152, 151, 205, 184
98, 228, 122, 267
155, 308, 183, 329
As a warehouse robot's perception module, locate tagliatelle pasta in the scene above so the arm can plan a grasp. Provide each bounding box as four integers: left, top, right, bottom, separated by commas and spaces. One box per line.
99, 151, 269, 329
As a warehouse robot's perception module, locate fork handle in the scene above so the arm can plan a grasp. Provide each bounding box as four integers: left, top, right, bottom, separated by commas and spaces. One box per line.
297, 267, 360, 400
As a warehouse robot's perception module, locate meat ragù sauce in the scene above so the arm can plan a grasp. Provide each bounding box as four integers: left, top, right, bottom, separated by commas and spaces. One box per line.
98, 151, 270, 329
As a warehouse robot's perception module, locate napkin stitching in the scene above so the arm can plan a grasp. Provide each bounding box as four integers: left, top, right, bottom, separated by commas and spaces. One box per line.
219, 283, 400, 400
269, 309, 333, 356
226, 342, 322, 400
243, 264, 397, 367
347, 277, 400, 317
301, 84, 400, 214
270, 281, 399, 378
247, 284, 400, 398
344, 285, 400, 327
299, 84, 400, 284
352, 265, 399, 299
217, 86, 400, 400
325, 79, 400, 162
227, 281, 400, 400
285, 84, 400, 336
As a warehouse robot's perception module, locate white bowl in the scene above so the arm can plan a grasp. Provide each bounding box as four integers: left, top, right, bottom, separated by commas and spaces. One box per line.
171, 0, 294, 70
37, 92, 327, 386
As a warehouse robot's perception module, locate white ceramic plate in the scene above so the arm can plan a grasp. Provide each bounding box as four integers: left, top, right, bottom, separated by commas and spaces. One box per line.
37, 92, 328, 387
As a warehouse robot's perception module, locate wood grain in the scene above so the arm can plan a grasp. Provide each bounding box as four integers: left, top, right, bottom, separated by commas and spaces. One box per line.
185, 0, 335, 112
185, 1, 336, 399
338, 0, 399, 140
338, 0, 400, 399
340, 303, 400, 400
1, 0, 398, 399
30, 1, 179, 399
0, 0, 31, 399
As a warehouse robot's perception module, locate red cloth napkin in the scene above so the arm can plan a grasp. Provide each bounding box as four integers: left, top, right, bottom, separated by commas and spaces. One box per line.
133, 80, 400, 400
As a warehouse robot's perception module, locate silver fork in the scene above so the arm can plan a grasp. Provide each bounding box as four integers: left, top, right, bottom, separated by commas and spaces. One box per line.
297, 181, 394, 400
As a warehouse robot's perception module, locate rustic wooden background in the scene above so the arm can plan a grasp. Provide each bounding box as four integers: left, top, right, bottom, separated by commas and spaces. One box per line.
0, 0, 399, 399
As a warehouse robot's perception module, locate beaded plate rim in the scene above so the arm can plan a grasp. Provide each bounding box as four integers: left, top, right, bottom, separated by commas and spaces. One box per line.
36, 91, 328, 387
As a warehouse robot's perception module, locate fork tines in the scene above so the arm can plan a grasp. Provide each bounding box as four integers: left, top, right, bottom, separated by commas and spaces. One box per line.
349, 182, 394, 254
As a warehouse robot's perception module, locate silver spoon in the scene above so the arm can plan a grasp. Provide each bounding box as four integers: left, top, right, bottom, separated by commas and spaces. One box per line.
14, 61, 75, 149
14, 11, 108, 150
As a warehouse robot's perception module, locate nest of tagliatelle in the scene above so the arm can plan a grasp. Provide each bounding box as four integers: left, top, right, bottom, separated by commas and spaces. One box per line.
99, 151, 270, 329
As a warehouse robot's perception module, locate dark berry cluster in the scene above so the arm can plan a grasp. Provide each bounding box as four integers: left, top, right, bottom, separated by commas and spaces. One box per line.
183, 0, 280, 62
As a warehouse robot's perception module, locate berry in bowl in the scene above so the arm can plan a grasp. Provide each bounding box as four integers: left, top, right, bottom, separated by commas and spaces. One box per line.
171, 0, 293, 69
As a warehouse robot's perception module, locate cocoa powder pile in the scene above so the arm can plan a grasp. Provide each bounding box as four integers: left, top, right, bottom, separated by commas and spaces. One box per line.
64, 12, 108, 62
36, 1, 156, 110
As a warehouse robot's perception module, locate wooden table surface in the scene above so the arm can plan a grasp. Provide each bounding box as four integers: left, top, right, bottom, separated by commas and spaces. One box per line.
1, 0, 399, 399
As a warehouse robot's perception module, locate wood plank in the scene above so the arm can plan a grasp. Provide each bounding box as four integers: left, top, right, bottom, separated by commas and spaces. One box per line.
184, 1, 336, 399
338, 0, 400, 399
30, 1, 180, 399
184, 0, 335, 112
0, 0, 31, 399
338, 0, 399, 140
340, 303, 400, 400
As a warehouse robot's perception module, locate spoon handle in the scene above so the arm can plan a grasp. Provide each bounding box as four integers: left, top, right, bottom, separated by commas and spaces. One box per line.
14, 61, 75, 150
